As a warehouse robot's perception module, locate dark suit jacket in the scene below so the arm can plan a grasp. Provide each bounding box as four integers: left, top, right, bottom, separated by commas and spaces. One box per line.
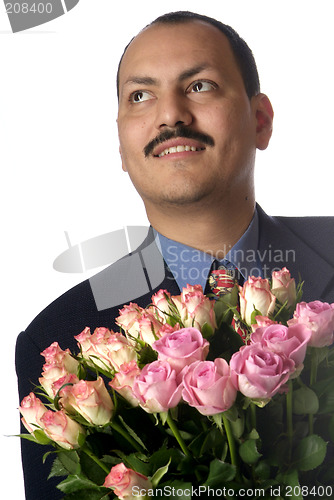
15, 205, 334, 499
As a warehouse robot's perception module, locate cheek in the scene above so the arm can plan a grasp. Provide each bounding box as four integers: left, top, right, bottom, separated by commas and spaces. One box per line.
119, 119, 149, 158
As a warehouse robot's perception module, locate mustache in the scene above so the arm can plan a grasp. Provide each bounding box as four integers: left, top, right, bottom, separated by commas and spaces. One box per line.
143, 126, 215, 158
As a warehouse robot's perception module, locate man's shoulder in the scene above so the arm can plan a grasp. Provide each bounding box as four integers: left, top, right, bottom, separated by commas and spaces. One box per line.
257, 205, 334, 264
22, 277, 99, 350
275, 214, 334, 237
275, 214, 333, 264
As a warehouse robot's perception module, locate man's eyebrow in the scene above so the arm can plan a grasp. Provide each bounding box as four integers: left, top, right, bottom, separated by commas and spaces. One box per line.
123, 64, 211, 88
123, 76, 158, 87
178, 64, 211, 82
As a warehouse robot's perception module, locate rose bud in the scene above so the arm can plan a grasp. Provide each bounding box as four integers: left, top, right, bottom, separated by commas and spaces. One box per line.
271, 268, 296, 307
239, 277, 276, 326
103, 463, 152, 499
40, 409, 85, 449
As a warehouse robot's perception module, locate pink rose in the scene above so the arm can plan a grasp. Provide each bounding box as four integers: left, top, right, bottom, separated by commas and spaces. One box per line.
177, 284, 217, 331
109, 361, 141, 407
182, 359, 237, 415
251, 323, 311, 375
134, 311, 165, 345
251, 316, 277, 332
52, 373, 80, 397
39, 364, 70, 398
40, 342, 79, 373
60, 377, 114, 426
151, 289, 173, 321
288, 301, 334, 347
271, 267, 296, 307
117, 303, 167, 346
40, 410, 85, 449
132, 360, 182, 413
239, 277, 276, 326
39, 343, 79, 398
75, 328, 137, 372
103, 463, 152, 499
19, 393, 48, 434
152, 327, 209, 375
116, 303, 145, 334
230, 343, 295, 400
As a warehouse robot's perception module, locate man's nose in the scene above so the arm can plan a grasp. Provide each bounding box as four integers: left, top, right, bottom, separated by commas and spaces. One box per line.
154, 92, 193, 129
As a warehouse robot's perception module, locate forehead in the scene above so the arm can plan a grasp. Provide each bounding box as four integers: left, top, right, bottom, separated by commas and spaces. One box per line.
118, 20, 243, 91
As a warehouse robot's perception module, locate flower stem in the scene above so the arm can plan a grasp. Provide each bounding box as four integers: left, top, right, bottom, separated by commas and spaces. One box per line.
110, 420, 143, 452
309, 349, 318, 435
166, 411, 191, 457
286, 379, 293, 460
250, 403, 257, 430
221, 413, 241, 483
82, 446, 110, 475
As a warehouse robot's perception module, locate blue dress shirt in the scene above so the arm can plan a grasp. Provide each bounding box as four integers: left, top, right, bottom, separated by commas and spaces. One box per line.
153, 209, 262, 291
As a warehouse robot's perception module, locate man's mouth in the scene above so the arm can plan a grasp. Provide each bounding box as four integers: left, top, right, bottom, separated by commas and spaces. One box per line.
143, 125, 215, 158
155, 144, 206, 158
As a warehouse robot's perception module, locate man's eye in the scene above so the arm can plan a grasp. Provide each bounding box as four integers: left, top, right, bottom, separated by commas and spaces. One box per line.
129, 91, 152, 103
189, 81, 216, 93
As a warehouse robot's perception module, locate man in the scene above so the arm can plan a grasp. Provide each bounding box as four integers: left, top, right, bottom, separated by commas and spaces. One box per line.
16, 11, 334, 499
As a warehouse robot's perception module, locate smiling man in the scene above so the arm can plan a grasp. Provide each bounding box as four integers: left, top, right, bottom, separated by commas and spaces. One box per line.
16, 11, 334, 500
117, 17, 273, 256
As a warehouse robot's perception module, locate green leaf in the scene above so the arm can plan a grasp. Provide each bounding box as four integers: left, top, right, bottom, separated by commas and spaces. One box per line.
122, 452, 150, 476
250, 308, 262, 326
292, 386, 319, 415
80, 450, 108, 486
33, 429, 53, 445
151, 458, 171, 488
137, 343, 158, 367
291, 434, 327, 471
58, 450, 81, 475
48, 456, 69, 479
254, 460, 271, 480
229, 417, 244, 439
239, 439, 262, 465
118, 415, 148, 450
201, 322, 214, 340
276, 469, 303, 500
312, 376, 334, 413
203, 458, 236, 487
16, 432, 46, 444
57, 473, 106, 494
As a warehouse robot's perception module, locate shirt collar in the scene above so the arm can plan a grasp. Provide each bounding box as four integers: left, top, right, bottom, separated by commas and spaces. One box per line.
153, 208, 260, 292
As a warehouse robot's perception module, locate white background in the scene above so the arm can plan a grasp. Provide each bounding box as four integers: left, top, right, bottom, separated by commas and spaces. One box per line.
1, 0, 333, 496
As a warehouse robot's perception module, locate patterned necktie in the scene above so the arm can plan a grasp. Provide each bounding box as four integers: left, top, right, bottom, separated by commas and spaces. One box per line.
205, 259, 241, 297
205, 260, 249, 343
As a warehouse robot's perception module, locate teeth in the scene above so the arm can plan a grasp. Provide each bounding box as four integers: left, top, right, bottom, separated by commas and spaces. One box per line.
157, 145, 204, 157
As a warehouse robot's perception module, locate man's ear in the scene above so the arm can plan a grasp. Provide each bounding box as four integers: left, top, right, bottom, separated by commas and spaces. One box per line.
254, 93, 274, 150
119, 145, 128, 172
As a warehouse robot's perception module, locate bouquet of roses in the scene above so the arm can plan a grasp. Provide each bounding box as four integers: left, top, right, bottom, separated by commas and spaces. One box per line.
19, 268, 334, 499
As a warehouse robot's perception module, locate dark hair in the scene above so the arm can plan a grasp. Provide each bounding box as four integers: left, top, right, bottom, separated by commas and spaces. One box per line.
116, 11, 260, 100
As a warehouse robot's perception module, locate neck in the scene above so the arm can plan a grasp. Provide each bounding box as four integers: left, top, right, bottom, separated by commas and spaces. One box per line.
146, 194, 255, 258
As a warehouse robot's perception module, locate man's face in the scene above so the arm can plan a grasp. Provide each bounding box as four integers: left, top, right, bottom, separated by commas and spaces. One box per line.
117, 21, 269, 212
